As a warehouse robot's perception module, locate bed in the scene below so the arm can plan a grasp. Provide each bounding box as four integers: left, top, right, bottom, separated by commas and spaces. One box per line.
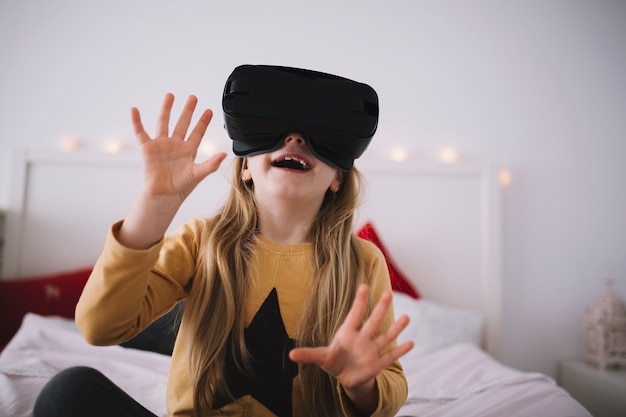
0, 150, 591, 417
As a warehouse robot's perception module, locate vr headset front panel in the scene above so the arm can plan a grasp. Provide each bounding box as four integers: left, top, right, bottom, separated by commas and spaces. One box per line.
223, 65, 379, 170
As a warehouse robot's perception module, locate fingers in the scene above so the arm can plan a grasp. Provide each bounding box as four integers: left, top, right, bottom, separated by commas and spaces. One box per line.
349, 288, 412, 358
132, 94, 214, 145
375, 313, 410, 352
171, 95, 198, 140
130, 107, 150, 145
380, 340, 414, 364
360, 290, 393, 337
289, 290, 415, 387
194, 152, 228, 181
156, 93, 175, 138
187, 109, 214, 147
341, 285, 401, 345
289, 346, 327, 366
343, 284, 370, 330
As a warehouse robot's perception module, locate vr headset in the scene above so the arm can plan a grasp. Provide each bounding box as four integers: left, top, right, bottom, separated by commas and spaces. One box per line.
222, 65, 379, 170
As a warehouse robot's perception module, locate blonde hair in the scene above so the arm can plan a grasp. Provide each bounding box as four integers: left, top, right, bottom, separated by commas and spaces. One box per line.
183, 157, 367, 416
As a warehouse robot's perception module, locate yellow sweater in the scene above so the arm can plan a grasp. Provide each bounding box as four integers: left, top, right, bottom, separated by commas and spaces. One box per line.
76, 218, 407, 417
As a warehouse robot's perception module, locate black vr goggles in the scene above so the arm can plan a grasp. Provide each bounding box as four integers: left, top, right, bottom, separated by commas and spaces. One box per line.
222, 65, 379, 171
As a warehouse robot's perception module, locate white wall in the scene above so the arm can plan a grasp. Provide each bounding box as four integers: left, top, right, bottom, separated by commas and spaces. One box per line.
1, 0, 625, 378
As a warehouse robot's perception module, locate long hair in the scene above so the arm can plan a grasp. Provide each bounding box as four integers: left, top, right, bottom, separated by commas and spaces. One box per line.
183, 157, 367, 416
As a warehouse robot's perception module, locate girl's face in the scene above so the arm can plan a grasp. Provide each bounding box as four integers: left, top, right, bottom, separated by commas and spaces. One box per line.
242, 132, 341, 204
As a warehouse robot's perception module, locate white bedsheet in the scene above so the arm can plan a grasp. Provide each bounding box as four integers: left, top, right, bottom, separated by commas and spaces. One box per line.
0, 313, 170, 417
0, 314, 590, 417
397, 344, 591, 417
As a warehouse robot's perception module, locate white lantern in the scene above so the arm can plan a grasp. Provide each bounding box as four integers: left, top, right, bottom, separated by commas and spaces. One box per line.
584, 279, 626, 369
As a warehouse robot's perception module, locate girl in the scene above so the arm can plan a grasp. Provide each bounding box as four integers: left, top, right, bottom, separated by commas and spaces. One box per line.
34, 91, 413, 417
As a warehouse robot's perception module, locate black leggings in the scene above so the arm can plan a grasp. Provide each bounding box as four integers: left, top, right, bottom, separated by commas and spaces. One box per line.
33, 366, 158, 417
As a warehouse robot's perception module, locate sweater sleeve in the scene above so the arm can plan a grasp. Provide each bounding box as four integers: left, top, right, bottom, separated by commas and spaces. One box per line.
76, 219, 205, 346
337, 238, 409, 417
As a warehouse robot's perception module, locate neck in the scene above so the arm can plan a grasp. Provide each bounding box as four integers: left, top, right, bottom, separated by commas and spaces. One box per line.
255, 196, 322, 244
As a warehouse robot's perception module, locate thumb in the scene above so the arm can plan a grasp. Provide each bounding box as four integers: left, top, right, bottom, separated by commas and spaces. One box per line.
289, 346, 327, 366
193, 152, 227, 181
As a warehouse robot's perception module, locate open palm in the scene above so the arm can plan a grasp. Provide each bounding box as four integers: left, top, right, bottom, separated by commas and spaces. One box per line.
289, 285, 413, 390
131, 93, 226, 202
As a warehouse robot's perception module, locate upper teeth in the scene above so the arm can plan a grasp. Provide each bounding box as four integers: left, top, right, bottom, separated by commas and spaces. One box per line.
282, 156, 309, 169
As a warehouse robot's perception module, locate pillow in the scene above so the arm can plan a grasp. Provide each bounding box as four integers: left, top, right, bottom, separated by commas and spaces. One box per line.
357, 222, 420, 298
0, 266, 183, 356
392, 291, 484, 363
0, 267, 92, 347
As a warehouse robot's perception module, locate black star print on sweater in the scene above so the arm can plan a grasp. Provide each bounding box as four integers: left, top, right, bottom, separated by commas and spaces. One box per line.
214, 288, 299, 416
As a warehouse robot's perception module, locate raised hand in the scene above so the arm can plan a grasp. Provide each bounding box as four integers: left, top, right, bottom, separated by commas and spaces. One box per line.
131, 93, 226, 202
117, 93, 227, 249
289, 285, 413, 413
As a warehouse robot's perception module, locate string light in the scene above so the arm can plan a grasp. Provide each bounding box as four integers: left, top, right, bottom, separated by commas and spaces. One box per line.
199, 141, 219, 156
58, 136, 81, 152
499, 169, 512, 187
438, 147, 460, 164
103, 138, 124, 154
389, 146, 410, 162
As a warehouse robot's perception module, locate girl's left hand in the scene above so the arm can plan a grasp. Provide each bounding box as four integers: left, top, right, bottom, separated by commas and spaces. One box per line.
289, 284, 414, 390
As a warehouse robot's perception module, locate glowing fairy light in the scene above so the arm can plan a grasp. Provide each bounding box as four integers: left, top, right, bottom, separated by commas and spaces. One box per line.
438, 147, 460, 164
499, 169, 512, 187
389, 146, 410, 162
103, 138, 124, 154
58, 136, 81, 152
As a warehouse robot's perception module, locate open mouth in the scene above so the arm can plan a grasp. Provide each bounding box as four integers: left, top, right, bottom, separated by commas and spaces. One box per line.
271, 156, 311, 171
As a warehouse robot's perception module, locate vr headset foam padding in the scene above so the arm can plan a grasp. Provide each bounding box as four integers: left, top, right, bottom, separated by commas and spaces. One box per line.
222, 65, 379, 170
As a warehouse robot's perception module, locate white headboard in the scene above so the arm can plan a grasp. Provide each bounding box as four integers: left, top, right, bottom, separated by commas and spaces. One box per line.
1, 150, 502, 357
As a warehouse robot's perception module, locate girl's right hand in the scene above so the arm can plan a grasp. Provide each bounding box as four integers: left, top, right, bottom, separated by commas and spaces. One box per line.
117, 94, 227, 249
131, 93, 227, 205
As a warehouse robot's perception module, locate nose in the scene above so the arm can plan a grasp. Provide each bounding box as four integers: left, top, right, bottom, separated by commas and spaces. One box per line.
284, 133, 306, 146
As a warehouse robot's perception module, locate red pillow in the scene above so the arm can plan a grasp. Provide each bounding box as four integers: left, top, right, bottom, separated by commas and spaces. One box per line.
357, 222, 420, 299
0, 267, 92, 347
